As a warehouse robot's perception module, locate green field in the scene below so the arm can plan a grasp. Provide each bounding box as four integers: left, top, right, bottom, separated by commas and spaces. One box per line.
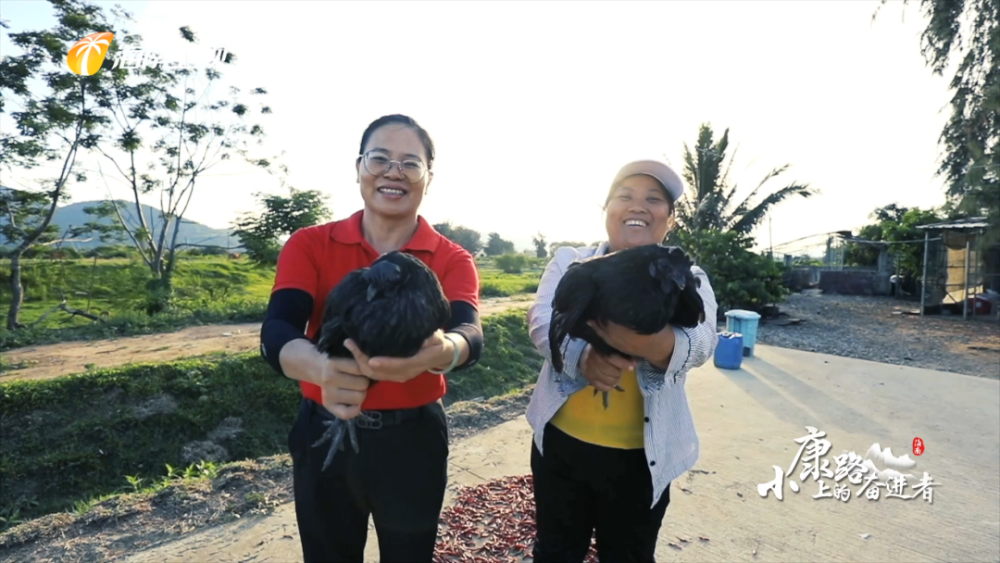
1, 256, 275, 327
478, 267, 541, 297
0, 310, 542, 525
0, 251, 549, 529
0, 255, 543, 351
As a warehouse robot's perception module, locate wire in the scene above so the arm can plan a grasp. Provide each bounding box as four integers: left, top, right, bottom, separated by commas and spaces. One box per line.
846, 237, 943, 245
770, 232, 842, 249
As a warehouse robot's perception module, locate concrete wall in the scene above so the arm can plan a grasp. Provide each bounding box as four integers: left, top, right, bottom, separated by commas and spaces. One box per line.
783, 269, 814, 292
818, 271, 892, 295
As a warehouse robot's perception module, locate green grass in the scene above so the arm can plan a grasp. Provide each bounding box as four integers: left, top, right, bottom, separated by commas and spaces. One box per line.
0, 256, 275, 351
1, 257, 541, 351
1, 255, 274, 325
478, 266, 542, 297
0, 358, 36, 373
0, 302, 269, 352
445, 309, 543, 401
0, 310, 541, 525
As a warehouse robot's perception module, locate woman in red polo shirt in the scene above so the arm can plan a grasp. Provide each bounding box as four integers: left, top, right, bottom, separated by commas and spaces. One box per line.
259, 114, 483, 563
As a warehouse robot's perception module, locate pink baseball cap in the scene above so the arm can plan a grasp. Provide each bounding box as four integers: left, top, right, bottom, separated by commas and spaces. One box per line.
611, 158, 685, 203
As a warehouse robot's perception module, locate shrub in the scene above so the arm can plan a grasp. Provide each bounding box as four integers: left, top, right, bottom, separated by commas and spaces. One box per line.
494, 253, 529, 274
480, 283, 506, 298
0, 311, 541, 522
673, 229, 787, 313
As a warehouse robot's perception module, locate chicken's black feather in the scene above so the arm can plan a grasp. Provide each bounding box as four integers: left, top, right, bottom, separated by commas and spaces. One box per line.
312, 251, 451, 470
548, 244, 706, 408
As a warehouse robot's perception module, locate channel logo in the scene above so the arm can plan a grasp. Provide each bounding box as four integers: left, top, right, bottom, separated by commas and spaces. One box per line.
66, 32, 114, 76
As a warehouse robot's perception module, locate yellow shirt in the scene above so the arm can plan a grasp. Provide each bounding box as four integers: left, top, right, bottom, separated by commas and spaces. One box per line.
550, 367, 646, 449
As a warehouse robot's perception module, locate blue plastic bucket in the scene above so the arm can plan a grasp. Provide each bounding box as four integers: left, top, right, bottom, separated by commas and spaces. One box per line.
714, 331, 744, 370
725, 309, 762, 357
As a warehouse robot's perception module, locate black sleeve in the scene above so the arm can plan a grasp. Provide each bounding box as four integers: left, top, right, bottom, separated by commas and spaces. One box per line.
260, 288, 314, 376
446, 300, 483, 370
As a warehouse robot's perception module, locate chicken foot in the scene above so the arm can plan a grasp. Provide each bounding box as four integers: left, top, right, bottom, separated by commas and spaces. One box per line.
593, 384, 626, 409
311, 412, 379, 471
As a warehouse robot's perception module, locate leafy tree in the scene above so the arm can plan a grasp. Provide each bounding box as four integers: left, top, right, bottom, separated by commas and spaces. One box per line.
792, 255, 824, 267
232, 188, 331, 266
433, 221, 482, 254
485, 232, 515, 256
494, 253, 528, 274
663, 123, 814, 311
433, 222, 454, 239
672, 123, 816, 238
676, 228, 787, 314
876, 0, 999, 224
0, 1, 126, 328
844, 223, 883, 268
844, 204, 942, 277
452, 226, 483, 254
532, 232, 547, 258
88, 25, 280, 313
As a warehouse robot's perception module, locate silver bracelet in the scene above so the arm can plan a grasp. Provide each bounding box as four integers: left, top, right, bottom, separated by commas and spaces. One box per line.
428, 333, 462, 375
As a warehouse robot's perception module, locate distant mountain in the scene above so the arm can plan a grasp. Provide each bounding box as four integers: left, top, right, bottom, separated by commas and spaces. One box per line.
0, 189, 237, 250
52, 200, 238, 250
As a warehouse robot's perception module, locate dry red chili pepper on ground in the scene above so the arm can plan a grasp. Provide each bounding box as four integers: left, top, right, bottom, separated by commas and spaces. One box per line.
432, 474, 604, 562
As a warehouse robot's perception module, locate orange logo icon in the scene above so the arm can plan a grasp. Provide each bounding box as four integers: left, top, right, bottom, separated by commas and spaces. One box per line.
67, 32, 114, 76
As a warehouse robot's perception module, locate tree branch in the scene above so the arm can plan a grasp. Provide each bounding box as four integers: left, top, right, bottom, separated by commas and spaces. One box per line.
37, 236, 94, 246
97, 160, 155, 270
15, 82, 86, 254
30, 289, 106, 327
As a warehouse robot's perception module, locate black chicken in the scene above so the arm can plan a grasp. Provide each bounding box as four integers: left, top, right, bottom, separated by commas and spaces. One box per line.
312, 251, 451, 471
549, 244, 706, 408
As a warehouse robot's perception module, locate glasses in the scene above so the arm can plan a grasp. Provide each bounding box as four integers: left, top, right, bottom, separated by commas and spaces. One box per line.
359, 151, 428, 183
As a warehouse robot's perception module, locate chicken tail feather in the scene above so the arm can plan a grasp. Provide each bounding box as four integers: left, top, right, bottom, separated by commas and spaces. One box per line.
316, 315, 346, 356
548, 310, 572, 373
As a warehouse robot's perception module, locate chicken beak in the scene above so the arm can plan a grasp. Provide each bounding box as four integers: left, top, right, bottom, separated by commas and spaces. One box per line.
671, 271, 687, 291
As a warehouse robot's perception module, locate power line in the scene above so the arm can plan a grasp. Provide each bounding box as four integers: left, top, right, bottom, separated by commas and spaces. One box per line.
846, 237, 942, 245
771, 231, 845, 250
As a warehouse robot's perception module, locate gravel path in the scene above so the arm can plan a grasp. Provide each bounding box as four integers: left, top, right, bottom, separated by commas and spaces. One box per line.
754, 291, 1000, 379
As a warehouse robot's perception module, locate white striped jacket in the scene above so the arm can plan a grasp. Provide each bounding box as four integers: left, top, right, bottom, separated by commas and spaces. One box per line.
525, 242, 720, 508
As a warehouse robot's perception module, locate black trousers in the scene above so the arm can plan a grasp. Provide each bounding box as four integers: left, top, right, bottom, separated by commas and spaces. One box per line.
531, 423, 671, 563
289, 398, 449, 563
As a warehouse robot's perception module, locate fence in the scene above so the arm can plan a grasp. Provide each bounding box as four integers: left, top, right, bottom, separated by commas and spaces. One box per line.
919, 227, 1000, 320
777, 227, 1000, 320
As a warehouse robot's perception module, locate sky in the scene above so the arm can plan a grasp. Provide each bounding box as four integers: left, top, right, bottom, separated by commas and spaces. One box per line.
1, 0, 956, 255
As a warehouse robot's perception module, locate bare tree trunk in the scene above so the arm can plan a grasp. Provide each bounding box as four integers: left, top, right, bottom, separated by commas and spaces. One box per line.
160, 174, 198, 294
6, 251, 25, 330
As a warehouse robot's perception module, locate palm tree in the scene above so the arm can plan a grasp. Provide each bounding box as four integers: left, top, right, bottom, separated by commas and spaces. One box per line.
672, 123, 816, 237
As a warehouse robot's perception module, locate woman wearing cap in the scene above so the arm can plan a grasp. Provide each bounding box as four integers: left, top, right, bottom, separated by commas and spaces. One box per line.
525, 158, 719, 562
260, 114, 483, 562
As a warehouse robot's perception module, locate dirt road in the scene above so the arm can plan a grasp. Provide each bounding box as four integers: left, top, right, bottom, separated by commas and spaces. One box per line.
5, 345, 997, 563
1, 294, 534, 382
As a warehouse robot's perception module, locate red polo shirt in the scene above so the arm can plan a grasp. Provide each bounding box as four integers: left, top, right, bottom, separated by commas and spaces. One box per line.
271, 210, 480, 410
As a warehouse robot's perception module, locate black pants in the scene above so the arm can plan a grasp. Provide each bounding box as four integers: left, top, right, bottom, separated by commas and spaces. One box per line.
289, 398, 449, 563
531, 423, 671, 563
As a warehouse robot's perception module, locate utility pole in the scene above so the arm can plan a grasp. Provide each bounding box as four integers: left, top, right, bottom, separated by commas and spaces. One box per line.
963, 236, 971, 320
920, 230, 929, 316
768, 213, 773, 260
